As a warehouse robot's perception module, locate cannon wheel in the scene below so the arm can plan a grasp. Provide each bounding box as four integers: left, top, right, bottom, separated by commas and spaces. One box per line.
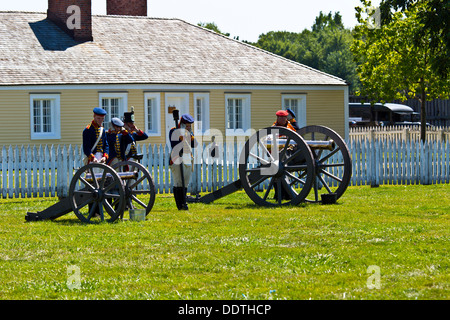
297, 125, 352, 203
68, 163, 126, 223
111, 160, 156, 217
239, 127, 315, 207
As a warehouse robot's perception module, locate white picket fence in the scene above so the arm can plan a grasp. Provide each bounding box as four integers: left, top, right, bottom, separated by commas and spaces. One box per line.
1, 139, 449, 199
348, 138, 449, 186
349, 125, 450, 143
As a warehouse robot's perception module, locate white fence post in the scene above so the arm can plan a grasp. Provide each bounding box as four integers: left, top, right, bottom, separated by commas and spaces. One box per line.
1, 146, 6, 198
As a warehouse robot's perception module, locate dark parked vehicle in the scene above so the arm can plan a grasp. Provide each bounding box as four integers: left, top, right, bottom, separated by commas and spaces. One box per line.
349, 102, 421, 127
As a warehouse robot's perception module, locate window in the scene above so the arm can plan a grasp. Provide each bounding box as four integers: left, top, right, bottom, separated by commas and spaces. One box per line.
193, 93, 210, 135
144, 93, 161, 136
282, 94, 307, 128
98, 92, 128, 127
30, 94, 61, 140
225, 94, 251, 135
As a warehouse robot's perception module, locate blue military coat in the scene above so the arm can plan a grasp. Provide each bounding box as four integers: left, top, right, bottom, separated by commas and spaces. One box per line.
106, 129, 135, 164
82, 121, 109, 162
126, 129, 149, 159
168, 127, 197, 165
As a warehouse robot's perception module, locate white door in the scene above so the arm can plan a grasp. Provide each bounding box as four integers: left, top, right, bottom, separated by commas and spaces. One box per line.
165, 93, 190, 146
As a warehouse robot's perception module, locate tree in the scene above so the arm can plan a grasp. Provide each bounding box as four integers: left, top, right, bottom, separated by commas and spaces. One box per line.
378, 0, 449, 78
312, 11, 345, 31
198, 22, 230, 37
254, 12, 360, 93
352, 0, 450, 141
255, 31, 304, 63
198, 22, 242, 41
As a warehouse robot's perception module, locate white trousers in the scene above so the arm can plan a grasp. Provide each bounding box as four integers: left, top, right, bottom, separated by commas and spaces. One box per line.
90, 152, 106, 174
170, 164, 192, 188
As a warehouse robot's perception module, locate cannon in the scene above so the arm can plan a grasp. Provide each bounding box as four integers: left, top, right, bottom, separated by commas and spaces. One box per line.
25, 160, 156, 223
195, 125, 352, 206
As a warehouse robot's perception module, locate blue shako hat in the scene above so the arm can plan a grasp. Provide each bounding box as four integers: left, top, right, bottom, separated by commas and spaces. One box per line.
180, 114, 194, 124
93, 107, 107, 115
286, 108, 296, 118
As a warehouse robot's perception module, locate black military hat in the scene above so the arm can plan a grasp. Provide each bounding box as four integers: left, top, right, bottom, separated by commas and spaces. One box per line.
123, 110, 135, 123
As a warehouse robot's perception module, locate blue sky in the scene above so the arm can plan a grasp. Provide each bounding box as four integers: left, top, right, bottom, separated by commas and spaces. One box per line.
0, 0, 379, 42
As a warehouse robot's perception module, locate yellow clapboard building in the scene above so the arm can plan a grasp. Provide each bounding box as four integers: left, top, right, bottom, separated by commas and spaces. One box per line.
0, 1, 349, 148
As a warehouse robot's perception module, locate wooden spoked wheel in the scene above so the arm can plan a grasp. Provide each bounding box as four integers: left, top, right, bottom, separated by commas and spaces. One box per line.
297, 125, 352, 203
111, 160, 156, 217
238, 127, 315, 207
69, 163, 126, 223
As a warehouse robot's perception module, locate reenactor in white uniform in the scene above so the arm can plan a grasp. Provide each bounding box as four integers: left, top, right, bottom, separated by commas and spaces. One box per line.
169, 114, 197, 210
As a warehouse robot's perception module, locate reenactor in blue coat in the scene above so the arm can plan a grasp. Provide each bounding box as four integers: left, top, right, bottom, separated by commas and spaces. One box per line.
82, 107, 109, 217
106, 117, 135, 166
123, 108, 148, 161
286, 108, 300, 131
169, 114, 197, 210
82, 107, 109, 164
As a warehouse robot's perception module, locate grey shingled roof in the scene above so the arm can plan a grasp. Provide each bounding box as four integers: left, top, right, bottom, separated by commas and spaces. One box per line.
0, 12, 347, 86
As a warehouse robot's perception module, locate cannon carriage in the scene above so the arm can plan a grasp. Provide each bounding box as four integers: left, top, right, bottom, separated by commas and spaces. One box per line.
196, 125, 351, 206
26, 160, 156, 223
25, 125, 351, 223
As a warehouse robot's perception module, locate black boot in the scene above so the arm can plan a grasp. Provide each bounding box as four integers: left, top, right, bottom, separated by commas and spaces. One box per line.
179, 188, 189, 210
173, 187, 182, 210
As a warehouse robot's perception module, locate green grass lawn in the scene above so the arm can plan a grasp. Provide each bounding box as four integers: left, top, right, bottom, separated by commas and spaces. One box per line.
0, 184, 448, 300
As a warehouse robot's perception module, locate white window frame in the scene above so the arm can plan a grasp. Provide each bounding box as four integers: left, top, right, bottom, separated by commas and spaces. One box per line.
282, 94, 307, 128
193, 93, 210, 136
225, 93, 251, 136
30, 94, 61, 140
144, 92, 161, 136
98, 92, 128, 128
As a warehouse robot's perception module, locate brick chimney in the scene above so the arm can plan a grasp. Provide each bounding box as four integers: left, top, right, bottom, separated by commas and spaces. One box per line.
107, 0, 147, 16
47, 0, 93, 42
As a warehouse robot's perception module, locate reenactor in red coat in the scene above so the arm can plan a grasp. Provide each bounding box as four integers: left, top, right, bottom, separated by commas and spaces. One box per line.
272, 109, 297, 131
271, 110, 296, 201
